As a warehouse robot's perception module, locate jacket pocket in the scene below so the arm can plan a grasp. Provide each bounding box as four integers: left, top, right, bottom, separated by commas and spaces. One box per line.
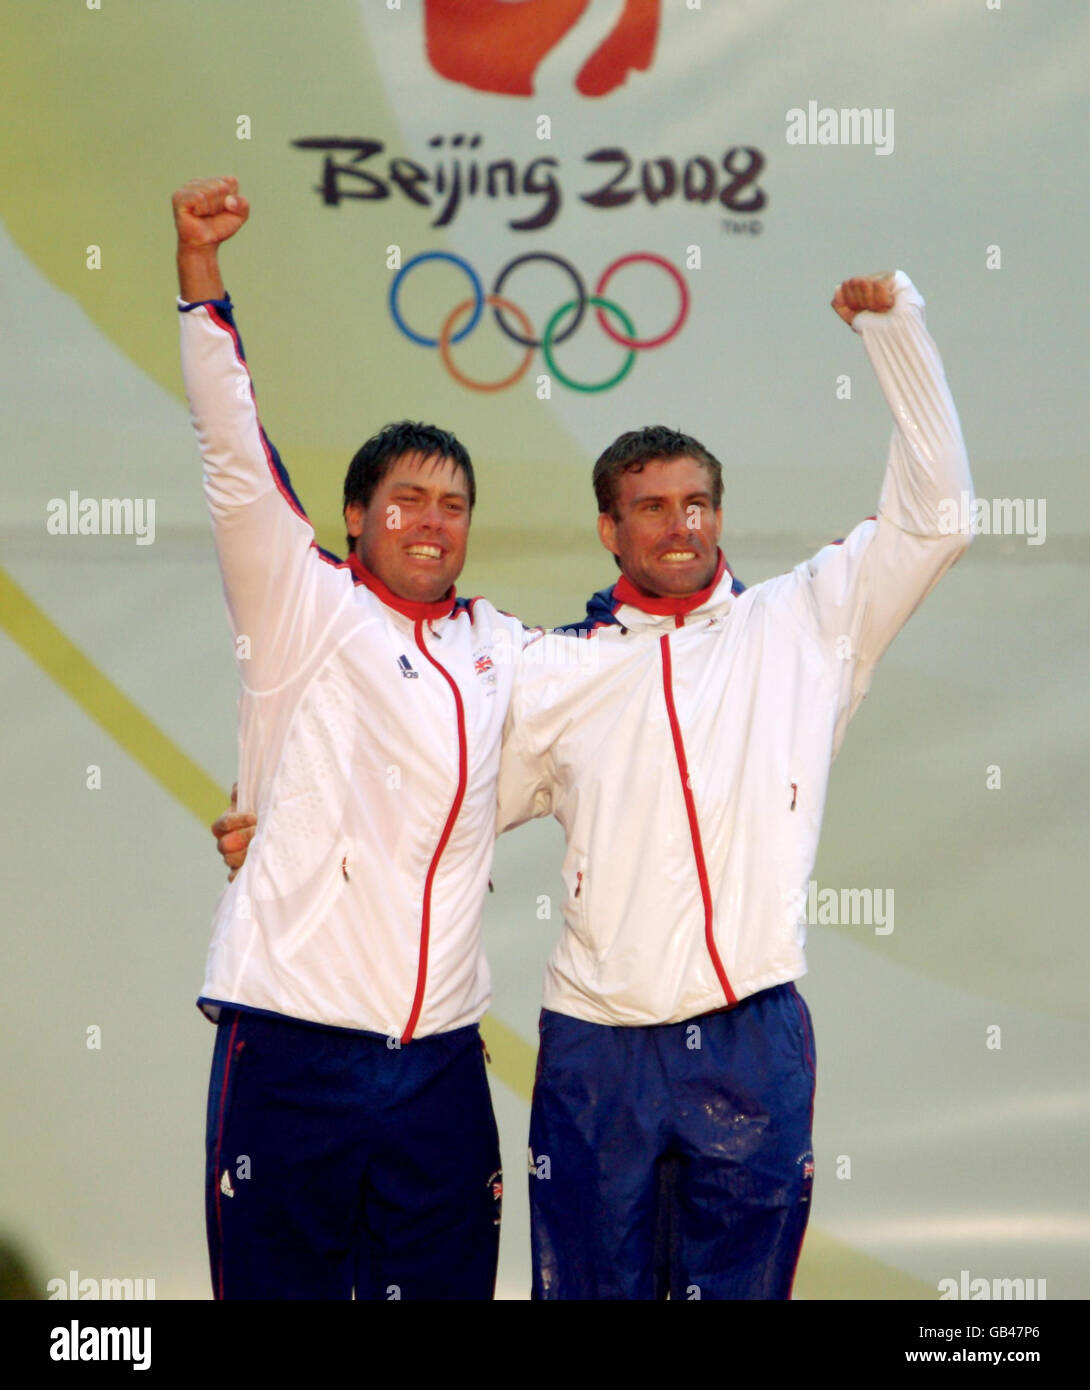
566, 859, 591, 946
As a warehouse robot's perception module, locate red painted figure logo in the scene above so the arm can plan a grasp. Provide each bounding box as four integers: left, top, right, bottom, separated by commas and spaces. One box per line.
424, 0, 661, 97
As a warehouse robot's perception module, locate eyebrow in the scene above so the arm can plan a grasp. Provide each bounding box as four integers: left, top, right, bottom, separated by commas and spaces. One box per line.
632, 490, 714, 504
388, 481, 468, 502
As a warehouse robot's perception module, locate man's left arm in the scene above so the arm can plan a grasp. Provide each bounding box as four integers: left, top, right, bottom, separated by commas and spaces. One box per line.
798, 271, 974, 746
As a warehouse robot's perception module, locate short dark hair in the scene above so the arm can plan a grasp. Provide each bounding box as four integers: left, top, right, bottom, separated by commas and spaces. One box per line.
342, 420, 475, 552
592, 425, 723, 518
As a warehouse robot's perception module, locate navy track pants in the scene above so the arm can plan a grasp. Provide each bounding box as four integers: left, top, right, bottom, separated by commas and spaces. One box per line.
205, 1008, 502, 1300
529, 982, 816, 1300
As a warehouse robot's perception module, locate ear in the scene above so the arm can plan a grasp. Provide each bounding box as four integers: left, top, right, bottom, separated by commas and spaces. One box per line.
344, 501, 365, 540
597, 510, 619, 558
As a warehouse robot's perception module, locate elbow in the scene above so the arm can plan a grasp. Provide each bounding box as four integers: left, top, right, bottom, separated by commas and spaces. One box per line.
932, 478, 975, 556
937, 524, 973, 565
950, 529, 973, 561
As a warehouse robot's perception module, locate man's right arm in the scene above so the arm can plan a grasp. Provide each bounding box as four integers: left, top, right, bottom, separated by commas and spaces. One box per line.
174, 176, 241, 300
493, 632, 561, 836
174, 177, 348, 691
175, 176, 233, 301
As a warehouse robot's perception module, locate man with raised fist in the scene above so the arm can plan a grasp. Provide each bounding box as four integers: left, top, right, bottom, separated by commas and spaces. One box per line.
496, 270, 973, 1299
174, 176, 523, 1300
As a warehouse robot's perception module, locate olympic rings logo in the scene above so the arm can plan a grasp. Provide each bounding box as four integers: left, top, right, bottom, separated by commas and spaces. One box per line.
388, 250, 690, 394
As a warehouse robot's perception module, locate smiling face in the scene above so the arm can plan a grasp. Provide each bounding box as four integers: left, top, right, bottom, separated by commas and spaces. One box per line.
597, 455, 722, 598
345, 451, 470, 604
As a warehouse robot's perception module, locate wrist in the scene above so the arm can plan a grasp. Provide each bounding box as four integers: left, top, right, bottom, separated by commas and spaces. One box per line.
176, 241, 220, 259
176, 243, 225, 302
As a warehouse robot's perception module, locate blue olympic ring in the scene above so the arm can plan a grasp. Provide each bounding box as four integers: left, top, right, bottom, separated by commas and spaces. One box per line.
389, 251, 484, 347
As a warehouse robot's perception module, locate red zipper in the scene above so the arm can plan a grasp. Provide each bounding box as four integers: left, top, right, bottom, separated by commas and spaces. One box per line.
401, 617, 469, 1043
659, 633, 737, 1007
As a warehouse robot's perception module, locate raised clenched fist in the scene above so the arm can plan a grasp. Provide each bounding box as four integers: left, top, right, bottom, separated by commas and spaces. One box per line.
831, 273, 896, 327
172, 176, 250, 251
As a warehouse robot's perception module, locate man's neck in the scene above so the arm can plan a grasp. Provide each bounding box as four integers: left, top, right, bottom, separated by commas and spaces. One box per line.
613, 552, 726, 616
347, 553, 456, 621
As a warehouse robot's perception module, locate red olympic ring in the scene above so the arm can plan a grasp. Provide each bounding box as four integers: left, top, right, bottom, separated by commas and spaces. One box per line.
439, 295, 536, 393
593, 253, 691, 350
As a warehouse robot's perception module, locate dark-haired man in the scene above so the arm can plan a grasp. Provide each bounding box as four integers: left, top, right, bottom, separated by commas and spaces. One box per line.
499, 271, 973, 1298
174, 177, 523, 1299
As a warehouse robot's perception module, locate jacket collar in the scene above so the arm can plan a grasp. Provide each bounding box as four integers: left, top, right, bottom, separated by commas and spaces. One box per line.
347, 552, 457, 622
611, 551, 737, 629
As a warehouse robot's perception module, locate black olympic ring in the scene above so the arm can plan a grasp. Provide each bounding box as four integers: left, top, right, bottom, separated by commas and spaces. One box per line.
490, 252, 588, 349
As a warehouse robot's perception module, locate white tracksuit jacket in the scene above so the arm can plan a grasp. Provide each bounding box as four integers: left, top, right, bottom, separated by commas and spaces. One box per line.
496, 272, 974, 1028
179, 295, 524, 1041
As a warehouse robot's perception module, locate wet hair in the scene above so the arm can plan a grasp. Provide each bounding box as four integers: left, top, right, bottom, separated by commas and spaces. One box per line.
342, 420, 474, 551
592, 425, 723, 519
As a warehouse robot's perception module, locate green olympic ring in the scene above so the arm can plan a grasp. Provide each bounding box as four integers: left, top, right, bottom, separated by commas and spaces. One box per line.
541, 296, 638, 394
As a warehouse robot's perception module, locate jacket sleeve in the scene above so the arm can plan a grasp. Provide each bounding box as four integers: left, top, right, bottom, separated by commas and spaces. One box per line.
178, 295, 350, 691
792, 271, 974, 753
494, 631, 556, 834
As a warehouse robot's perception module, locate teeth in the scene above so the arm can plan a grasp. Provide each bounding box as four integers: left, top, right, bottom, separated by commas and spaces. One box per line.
662, 551, 697, 561
406, 545, 441, 558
